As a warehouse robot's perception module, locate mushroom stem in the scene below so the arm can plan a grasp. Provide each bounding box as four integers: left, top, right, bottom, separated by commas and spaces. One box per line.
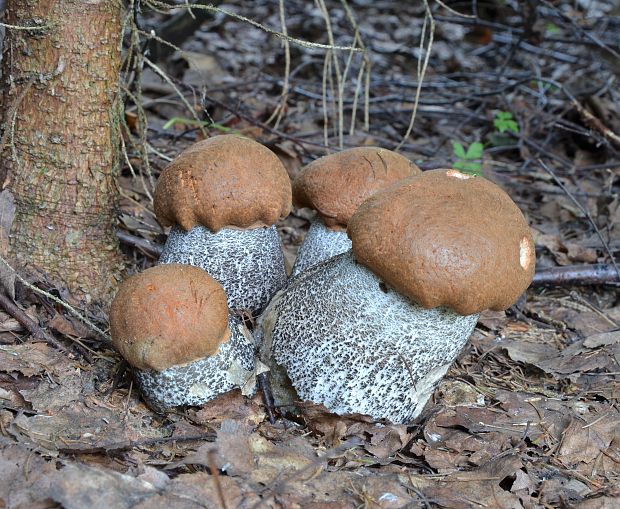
291, 218, 352, 277
159, 225, 288, 315
259, 252, 479, 423
136, 316, 255, 412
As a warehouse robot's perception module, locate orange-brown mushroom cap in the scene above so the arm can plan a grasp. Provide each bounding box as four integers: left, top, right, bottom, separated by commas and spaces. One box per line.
293, 147, 421, 230
109, 264, 231, 371
347, 169, 536, 315
154, 135, 292, 232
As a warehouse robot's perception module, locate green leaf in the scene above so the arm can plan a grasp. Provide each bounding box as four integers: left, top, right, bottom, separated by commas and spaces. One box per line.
465, 142, 484, 159
454, 160, 482, 175
493, 111, 519, 134
545, 22, 561, 34
451, 141, 467, 159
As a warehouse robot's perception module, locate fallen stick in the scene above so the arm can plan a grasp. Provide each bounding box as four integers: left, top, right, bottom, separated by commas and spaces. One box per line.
116, 229, 163, 258
532, 264, 619, 286
0, 292, 69, 353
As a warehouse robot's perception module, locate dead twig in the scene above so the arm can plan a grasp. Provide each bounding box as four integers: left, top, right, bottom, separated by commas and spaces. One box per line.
257, 372, 277, 424
57, 432, 216, 455
532, 264, 620, 287
0, 291, 69, 353
538, 159, 620, 281
207, 448, 228, 509
569, 96, 620, 150
116, 229, 163, 258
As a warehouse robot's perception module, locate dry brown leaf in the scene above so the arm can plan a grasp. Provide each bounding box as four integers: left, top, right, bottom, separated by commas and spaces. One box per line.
299, 401, 376, 440
48, 312, 93, 339
477, 309, 508, 330
574, 494, 620, 509
0, 442, 58, 509
557, 413, 620, 477
190, 390, 266, 429
499, 337, 620, 381
583, 330, 620, 348
437, 379, 484, 407
0, 343, 71, 378
364, 425, 412, 459
49, 463, 156, 509
9, 400, 164, 454
421, 455, 525, 509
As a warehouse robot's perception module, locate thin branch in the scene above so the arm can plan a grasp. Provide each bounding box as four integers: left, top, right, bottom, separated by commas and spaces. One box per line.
0, 22, 48, 30
116, 229, 163, 259
432, 0, 476, 18
142, 56, 208, 138
396, 0, 435, 150
538, 159, 620, 281
144, 0, 363, 52
0, 292, 69, 353
264, 0, 291, 128
532, 264, 620, 287
0, 255, 110, 341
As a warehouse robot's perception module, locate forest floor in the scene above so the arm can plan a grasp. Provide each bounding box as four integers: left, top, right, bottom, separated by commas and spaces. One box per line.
1, 1, 620, 508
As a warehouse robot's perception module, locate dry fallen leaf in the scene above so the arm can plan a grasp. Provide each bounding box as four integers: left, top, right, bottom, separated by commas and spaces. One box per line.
420, 455, 525, 509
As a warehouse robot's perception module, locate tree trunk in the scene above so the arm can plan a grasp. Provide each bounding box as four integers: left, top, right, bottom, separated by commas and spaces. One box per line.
1, 0, 124, 306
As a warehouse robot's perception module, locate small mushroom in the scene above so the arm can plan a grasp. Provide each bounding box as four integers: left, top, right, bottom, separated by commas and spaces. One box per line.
291, 147, 420, 276
259, 170, 535, 423
154, 134, 292, 316
110, 264, 255, 411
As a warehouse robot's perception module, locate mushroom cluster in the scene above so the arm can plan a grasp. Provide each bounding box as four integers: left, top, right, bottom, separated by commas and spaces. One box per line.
109, 135, 291, 411
259, 169, 535, 423
109, 137, 535, 422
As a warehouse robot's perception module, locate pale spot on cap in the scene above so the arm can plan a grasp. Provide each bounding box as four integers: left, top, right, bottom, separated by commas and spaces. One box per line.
446, 169, 472, 180
520, 236, 533, 270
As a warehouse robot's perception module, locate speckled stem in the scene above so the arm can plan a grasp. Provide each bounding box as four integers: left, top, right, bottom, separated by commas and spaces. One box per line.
135, 317, 256, 412
259, 252, 479, 423
291, 218, 352, 277
159, 225, 287, 316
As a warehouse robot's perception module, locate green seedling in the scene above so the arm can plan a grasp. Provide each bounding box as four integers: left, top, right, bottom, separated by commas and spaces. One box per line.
452, 141, 483, 175
488, 111, 520, 147
493, 111, 519, 134
545, 22, 561, 34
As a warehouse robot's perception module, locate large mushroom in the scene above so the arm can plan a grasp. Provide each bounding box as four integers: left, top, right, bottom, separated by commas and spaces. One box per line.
110, 264, 255, 412
259, 169, 535, 423
291, 146, 421, 276
154, 134, 292, 317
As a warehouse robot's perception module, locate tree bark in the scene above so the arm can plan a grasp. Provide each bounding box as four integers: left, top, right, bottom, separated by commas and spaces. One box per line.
1, 0, 124, 305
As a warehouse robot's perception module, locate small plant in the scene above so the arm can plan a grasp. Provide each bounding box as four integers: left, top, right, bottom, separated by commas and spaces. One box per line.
452, 141, 483, 175
493, 111, 519, 134
162, 117, 234, 133
545, 22, 561, 34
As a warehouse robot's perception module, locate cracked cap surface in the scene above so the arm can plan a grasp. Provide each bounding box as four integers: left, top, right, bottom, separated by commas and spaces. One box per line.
347, 169, 536, 315
109, 264, 230, 371
154, 135, 292, 232
293, 147, 421, 229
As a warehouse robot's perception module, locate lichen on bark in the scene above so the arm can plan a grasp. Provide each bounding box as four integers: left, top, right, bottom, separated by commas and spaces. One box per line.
0, 0, 125, 305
